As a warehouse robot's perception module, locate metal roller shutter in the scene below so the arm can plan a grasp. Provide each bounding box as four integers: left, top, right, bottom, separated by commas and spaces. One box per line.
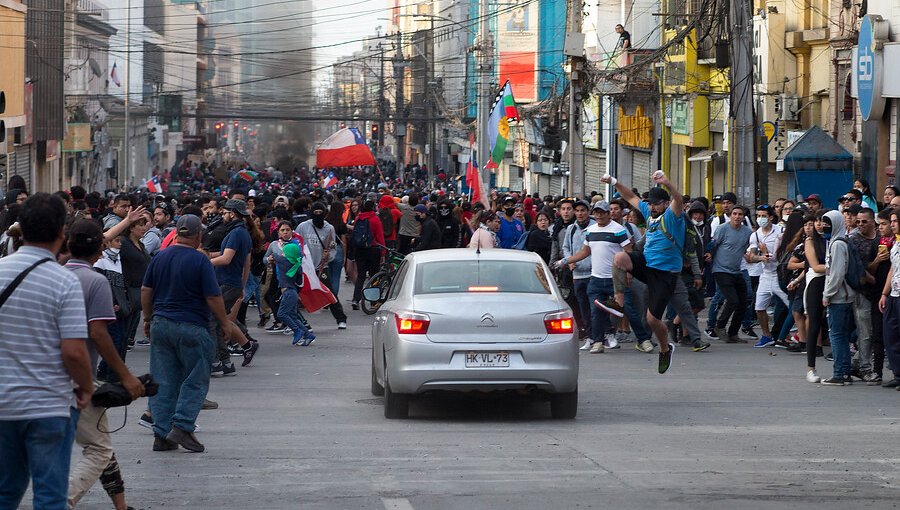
8, 146, 32, 191
584, 150, 604, 195
550, 176, 563, 196
539, 175, 550, 196
632, 151, 652, 193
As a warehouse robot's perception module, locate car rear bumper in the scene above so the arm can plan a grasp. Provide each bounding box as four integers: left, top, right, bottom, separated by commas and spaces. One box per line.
387, 335, 579, 394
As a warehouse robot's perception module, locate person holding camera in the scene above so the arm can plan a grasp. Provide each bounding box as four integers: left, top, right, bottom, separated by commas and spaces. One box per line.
65, 219, 145, 510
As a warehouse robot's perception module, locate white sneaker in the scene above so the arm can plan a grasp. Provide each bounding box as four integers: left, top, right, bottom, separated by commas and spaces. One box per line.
604, 334, 619, 349
635, 340, 655, 353
806, 369, 821, 384
589, 342, 605, 354
579, 339, 592, 350
337, 321, 347, 330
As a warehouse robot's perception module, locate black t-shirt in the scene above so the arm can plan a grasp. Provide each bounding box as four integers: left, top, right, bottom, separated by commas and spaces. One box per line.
619, 30, 631, 48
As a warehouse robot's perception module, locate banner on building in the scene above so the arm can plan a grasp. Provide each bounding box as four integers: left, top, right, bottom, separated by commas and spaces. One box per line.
63, 124, 92, 152
498, 0, 539, 102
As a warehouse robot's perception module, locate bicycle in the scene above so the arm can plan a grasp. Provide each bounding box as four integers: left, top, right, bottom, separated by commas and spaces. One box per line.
361, 244, 406, 315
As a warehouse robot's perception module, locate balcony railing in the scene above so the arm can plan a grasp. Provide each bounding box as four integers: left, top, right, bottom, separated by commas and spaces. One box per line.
76, 0, 108, 21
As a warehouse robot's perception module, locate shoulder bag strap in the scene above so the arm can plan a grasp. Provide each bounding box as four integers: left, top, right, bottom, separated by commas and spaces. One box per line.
0, 258, 53, 310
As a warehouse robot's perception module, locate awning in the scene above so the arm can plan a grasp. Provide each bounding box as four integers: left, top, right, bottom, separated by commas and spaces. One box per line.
688, 150, 722, 162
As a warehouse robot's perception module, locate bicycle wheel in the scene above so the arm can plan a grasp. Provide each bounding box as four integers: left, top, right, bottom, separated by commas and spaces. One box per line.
361, 271, 390, 315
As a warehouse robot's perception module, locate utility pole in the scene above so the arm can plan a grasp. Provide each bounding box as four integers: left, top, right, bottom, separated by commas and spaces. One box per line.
394, 30, 405, 181
476, 0, 493, 185
729, 0, 755, 204
567, 0, 585, 197
124, 0, 131, 189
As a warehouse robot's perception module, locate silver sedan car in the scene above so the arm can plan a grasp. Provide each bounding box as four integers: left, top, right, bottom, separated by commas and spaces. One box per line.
367, 248, 578, 419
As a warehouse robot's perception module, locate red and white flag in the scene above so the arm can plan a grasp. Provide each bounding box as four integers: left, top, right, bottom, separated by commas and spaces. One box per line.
299, 242, 337, 313
145, 175, 161, 193
110, 62, 121, 87
316, 128, 376, 169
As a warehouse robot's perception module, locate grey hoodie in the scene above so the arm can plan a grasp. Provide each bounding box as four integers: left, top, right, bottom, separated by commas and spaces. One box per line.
823, 210, 856, 304
563, 219, 595, 280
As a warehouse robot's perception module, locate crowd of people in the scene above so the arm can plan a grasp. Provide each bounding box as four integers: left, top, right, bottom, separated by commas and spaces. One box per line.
1, 168, 899, 509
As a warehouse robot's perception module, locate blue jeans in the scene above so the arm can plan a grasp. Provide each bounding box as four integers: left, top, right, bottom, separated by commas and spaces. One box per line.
586, 277, 614, 342
328, 244, 344, 297
0, 409, 78, 510
97, 319, 125, 382
707, 288, 723, 329
624, 280, 651, 341
243, 273, 261, 304
149, 317, 214, 437
827, 302, 853, 378
572, 278, 591, 338
277, 287, 309, 336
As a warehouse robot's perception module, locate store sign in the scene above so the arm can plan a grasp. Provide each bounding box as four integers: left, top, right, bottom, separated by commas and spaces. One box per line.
672, 99, 688, 135
856, 15, 888, 121
618, 106, 654, 149
63, 124, 92, 152
498, 0, 539, 102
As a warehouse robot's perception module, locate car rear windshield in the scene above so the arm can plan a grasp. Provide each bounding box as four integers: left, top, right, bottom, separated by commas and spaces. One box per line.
414, 260, 552, 295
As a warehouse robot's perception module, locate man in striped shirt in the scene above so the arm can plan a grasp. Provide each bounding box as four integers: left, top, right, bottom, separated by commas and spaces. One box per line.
0, 193, 93, 510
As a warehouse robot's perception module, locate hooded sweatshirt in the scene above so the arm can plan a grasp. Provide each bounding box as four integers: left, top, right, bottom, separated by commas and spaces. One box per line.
823, 209, 856, 304
378, 195, 402, 241
354, 211, 386, 252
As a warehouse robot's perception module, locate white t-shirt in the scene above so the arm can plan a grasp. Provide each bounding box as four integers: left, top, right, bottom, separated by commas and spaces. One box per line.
747, 224, 783, 277
584, 220, 631, 279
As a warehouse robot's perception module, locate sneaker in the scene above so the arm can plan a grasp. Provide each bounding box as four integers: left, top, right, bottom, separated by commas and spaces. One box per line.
210, 362, 225, 377
741, 325, 759, 338
265, 322, 286, 333
882, 378, 900, 388
300, 332, 317, 347
704, 327, 719, 340
257, 314, 270, 328
594, 298, 625, 318
658, 343, 674, 374
283, 327, 294, 336
635, 340, 654, 353
714, 327, 729, 341
201, 399, 218, 410
821, 376, 846, 386
337, 321, 347, 330
589, 342, 605, 354
823, 350, 832, 361
136, 337, 150, 346
774, 339, 791, 349
166, 427, 204, 453
153, 435, 179, 452
806, 369, 821, 384
604, 334, 619, 349
351, 301, 360, 310
665, 320, 678, 343
579, 339, 592, 351
222, 362, 236, 376
292, 329, 305, 346
753, 335, 775, 348
227, 343, 243, 356
138, 411, 153, 429
615, 330, 632, 343
241, 341, 259, 367
787, 342, 806, 353
691, 339, 711, 352
841, 375, 853, 385
864, 373, 883, 386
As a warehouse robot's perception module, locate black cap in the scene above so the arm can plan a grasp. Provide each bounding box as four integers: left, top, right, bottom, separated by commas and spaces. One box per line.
647, 187, 671, 204
721, 192, 738, 203
573, 200, 590, 210
223, 199, 249, 216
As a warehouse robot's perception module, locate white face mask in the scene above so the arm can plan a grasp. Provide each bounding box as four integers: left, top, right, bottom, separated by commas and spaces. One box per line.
107, 247, 120, 255
692, 219, 704, 227
757, 217, 769, 228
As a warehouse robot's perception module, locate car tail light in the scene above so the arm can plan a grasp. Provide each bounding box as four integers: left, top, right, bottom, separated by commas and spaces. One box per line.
468, 286, 499, 292
395, 311, 430, 334
544, 311, 574, 334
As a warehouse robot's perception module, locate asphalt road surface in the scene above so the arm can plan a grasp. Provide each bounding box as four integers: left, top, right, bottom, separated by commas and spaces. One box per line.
57, 292, 899, 510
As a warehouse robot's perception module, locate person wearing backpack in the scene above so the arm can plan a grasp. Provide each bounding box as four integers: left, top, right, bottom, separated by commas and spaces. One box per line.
821, 210, 856, 385
350, 199, 385, 310
847, 208, 881, 382
377, 195, 401, 249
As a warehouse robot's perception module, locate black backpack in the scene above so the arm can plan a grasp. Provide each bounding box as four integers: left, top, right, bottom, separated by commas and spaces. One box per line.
832, 237, 868, 292
351, 217, 373, 249
776, 250, 794, 293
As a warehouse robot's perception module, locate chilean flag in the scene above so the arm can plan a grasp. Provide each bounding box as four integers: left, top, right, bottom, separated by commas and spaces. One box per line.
110, 62, 121, 87
316, 128, 376, 169
323, 172, 338, 188
299, 241, 337, 313
145, 175, 161, 193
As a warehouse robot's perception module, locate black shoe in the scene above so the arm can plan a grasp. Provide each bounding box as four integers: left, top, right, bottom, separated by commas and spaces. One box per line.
741, 325, 759, 338
773, 339, 791, 349
882, 378, 900, 388
257, 313, 270, 328
222, 362, 236, 376
691, 339, 710, 352
227, 343, 243, 357
241, 341, 259, 367
816, 346, 824, 358
201, 398, 218, 410
841, 375, 853, 385
820, 376, 845, 386
704, 327, 719, 340
351, 301, 360, 310
658, 344, 675, 374
153, 435, 179, 451
138, 411, 153, 429
166, 427, 204, 453
787, 342, 806, 353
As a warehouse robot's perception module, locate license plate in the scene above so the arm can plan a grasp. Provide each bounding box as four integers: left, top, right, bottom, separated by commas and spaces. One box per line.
465, 351, 509, 368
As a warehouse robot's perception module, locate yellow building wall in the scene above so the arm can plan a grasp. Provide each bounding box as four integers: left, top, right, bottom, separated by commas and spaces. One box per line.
0, 2, 26, 122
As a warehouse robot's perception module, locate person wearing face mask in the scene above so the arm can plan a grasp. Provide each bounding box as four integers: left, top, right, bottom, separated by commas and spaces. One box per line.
802, 210, 830, 383
296, 201, 348, 329
748, 205, 787, 348
497, 196, 525, 249
435, 200, 460, 248
94, 234, 131, 382
411, 205, 441, 251
820, 209, 856, 385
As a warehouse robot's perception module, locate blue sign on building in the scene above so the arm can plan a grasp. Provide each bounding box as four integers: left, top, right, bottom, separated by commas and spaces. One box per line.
856, 15, 886, 121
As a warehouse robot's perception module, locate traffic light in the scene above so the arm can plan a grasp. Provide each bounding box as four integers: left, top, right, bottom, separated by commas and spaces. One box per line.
371, 124, 379, 143
0, 90, 5, 142
233, 121, 239, 128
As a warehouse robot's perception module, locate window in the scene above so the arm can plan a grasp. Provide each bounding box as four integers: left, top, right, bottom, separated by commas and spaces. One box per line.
413, 260, 552, 295
386, 261, 409, 301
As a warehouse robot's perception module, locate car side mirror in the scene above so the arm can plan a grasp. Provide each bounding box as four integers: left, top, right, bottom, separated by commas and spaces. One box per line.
363, 287, 382, 301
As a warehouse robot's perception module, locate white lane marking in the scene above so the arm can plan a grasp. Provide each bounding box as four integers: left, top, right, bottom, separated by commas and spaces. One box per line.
382, 497, 415, 510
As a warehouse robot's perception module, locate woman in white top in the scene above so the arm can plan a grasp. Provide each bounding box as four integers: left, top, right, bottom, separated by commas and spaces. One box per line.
468, 210, 500, 249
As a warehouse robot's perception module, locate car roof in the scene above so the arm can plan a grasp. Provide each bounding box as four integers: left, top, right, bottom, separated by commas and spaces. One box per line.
404, 248, 545, 264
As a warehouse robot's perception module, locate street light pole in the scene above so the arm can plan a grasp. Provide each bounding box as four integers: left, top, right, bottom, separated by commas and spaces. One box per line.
476, 0, 492, 189
124, 0, 131, 189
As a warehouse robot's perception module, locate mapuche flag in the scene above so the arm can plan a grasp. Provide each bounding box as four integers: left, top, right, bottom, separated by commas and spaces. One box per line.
485, 81, 519, 169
